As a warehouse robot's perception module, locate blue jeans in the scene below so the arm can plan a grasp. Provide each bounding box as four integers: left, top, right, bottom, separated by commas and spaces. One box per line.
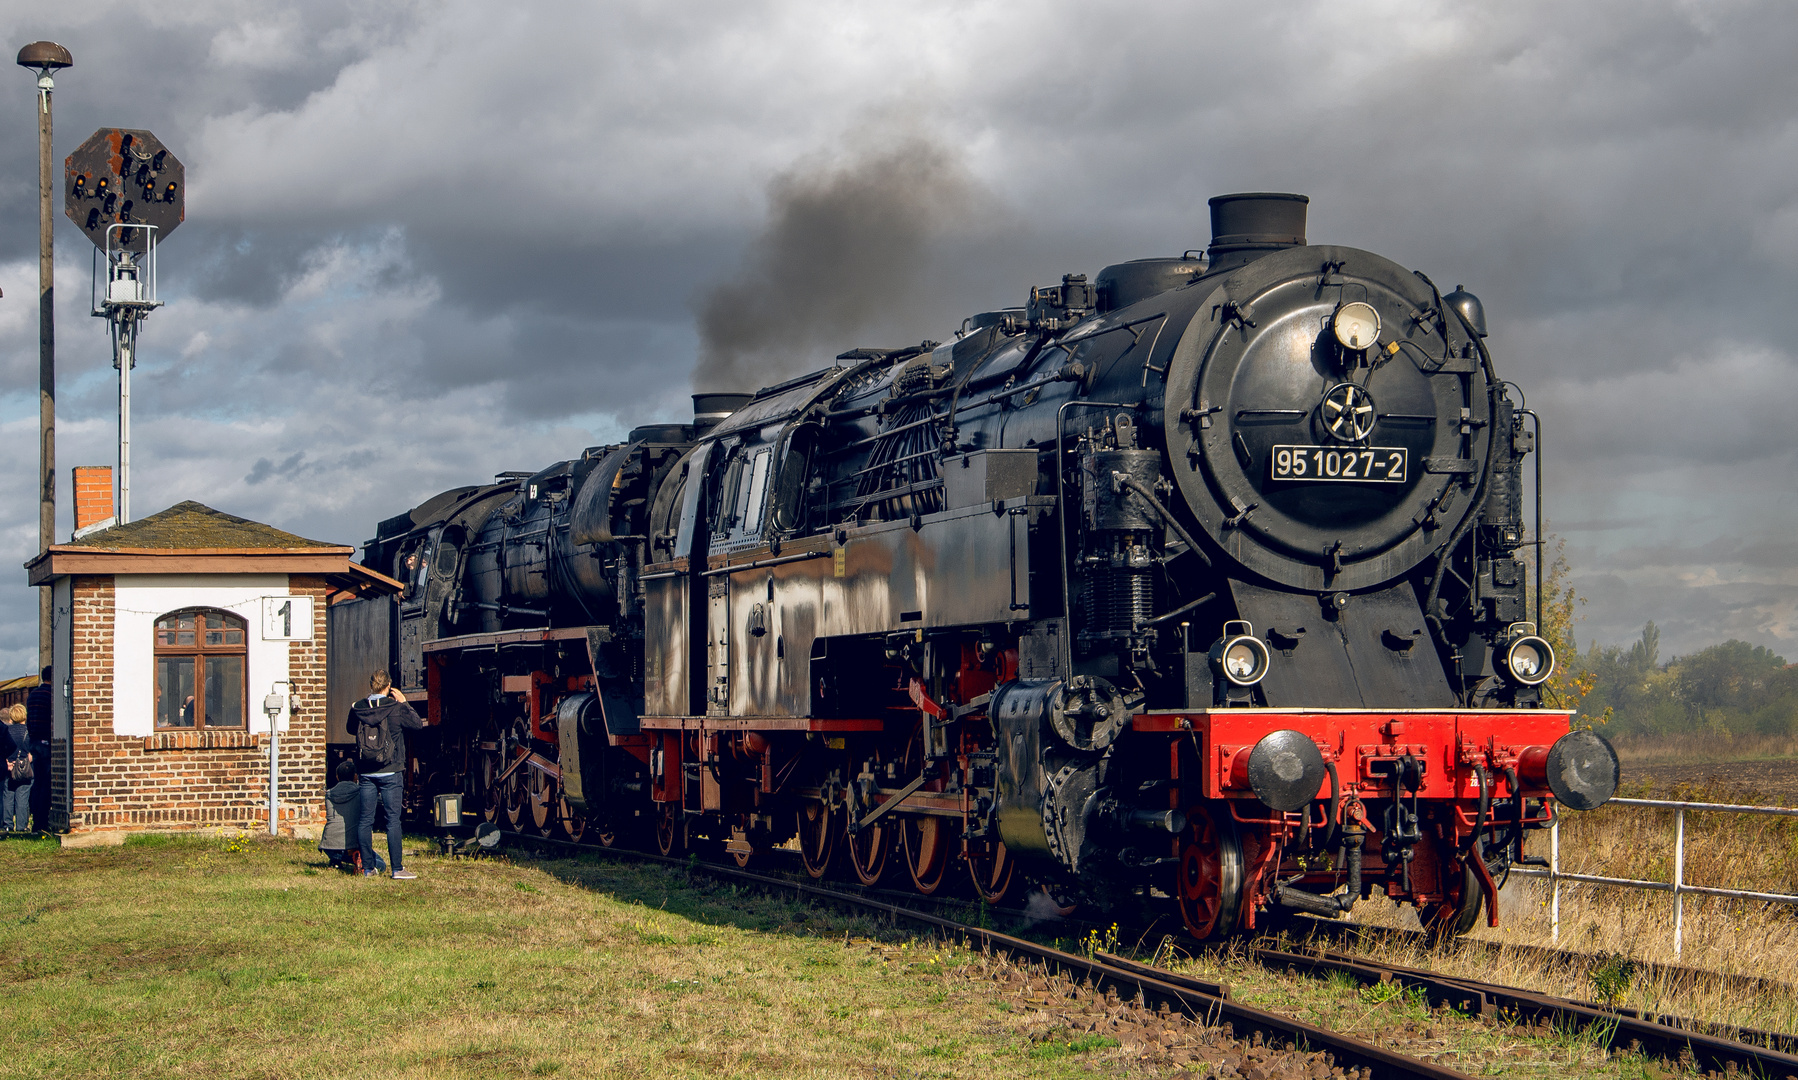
358, 772, 404, 874
2, 782, 30, 830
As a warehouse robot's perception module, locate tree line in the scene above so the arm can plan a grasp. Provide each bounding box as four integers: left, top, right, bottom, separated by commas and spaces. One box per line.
1569, 623, 1798, 740
1527, 537, 1795, 741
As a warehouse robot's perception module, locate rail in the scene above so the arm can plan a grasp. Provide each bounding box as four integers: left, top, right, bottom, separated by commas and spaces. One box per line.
497, 828, 1795, 1076
1507, 796, 1798, 958
500, 830, 1472, 1079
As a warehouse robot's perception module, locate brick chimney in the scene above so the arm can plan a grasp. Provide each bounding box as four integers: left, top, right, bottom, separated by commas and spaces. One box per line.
72, 466, 114, 535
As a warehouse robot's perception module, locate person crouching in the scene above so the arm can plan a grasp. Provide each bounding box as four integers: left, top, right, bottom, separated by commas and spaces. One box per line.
320, 759, 385, 874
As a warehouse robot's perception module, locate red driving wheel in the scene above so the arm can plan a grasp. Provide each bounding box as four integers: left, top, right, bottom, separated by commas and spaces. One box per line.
1176, 804, 1245, 940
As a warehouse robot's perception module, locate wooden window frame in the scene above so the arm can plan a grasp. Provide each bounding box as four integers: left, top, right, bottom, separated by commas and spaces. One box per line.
153, 607, 249, 731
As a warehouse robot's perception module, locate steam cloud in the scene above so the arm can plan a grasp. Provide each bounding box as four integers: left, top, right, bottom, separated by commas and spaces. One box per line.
693, 134, 986, 391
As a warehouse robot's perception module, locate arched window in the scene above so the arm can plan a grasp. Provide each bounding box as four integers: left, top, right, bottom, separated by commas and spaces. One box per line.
154, 609, 247, 729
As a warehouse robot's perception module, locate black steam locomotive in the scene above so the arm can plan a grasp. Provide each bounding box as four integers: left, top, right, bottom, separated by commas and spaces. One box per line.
330, 193, 1618, 937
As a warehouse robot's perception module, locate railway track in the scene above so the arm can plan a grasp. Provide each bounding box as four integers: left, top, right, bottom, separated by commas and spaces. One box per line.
498, 830, 1472, 1079
1247, 944, 1798, 1074
1278, 910, 1798, 1007
495, 829, 1798, 1078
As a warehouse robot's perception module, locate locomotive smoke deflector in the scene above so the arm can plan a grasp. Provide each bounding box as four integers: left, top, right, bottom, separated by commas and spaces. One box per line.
1519, 730, 1620, 811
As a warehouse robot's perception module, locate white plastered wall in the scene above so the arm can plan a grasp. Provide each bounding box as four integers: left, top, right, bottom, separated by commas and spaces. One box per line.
112, 574, 293, 736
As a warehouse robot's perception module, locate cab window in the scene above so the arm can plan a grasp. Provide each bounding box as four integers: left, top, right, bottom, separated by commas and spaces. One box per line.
740, 449, 773, 535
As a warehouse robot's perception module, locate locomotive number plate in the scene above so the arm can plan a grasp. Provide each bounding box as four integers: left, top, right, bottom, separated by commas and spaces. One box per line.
1270, 445, 1407, 483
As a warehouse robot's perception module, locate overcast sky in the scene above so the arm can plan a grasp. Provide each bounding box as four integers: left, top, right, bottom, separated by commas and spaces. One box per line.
2, 0, 1795, 675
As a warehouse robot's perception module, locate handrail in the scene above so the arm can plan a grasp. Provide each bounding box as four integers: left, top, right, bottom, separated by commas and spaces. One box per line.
1506, 795, 1798, 958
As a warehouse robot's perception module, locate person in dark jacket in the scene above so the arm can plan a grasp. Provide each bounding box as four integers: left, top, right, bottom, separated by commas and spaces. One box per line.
25, 666, 51, 830
320, 759, 386, 872
346, 670, 426, 879
4, 704, 32, 831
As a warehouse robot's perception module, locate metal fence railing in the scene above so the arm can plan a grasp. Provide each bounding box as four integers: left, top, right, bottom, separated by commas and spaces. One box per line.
1505, 796, 1798, 958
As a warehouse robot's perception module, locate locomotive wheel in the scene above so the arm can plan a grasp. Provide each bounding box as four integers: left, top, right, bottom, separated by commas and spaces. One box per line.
898, 730, 953, 894
797, 800, 837, 879
1176, 805, 1245, 940
847, 818, 893, 886
654, 802, 683, 857
902, 816, 953, 895
592, 818, 619, 848
966, 841, 1017, 904
502, 768, 527, 832
557, 793, 587, 844
528, 769, 555, 834
478, 723, 503, 823
1422, 860, 1483, 939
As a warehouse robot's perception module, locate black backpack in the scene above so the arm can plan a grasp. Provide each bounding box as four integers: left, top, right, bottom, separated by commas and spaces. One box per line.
357, 708, 398, 769
7, 753, 30, 784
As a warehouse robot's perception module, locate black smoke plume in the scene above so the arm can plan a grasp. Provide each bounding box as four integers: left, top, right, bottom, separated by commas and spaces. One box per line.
693, 135, 985, 391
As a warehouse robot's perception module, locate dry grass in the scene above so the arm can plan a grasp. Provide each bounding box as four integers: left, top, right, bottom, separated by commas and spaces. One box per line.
1612, 732, 1798, 765
5, 828, 1734, 1079
1329, 777, 1798, 1037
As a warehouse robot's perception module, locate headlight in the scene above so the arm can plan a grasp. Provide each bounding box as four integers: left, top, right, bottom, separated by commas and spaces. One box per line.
1332, 301, 1381, 351
1502, 624, 1555, 686
1211, 622, 1270, 687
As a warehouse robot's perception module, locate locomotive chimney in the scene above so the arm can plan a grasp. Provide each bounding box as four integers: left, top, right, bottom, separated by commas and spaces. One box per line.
1207, 192, 1308, 273
692, 392, 753, 435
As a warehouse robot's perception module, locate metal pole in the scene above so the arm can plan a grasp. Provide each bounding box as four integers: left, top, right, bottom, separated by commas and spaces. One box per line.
117, 313, 133, 523
1550, 816, 1560, 944
1673, 808, 1686, 959
35, 63, 56, 666
265, 682, 290, 837
268, 727, 279, 836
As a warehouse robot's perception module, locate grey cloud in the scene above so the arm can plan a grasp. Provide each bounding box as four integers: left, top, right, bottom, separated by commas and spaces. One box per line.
5, 0, 1798, 674
244, 451, 305, 485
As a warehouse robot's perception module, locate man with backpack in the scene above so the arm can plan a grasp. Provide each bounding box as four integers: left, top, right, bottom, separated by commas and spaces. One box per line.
347, 671, 426, 879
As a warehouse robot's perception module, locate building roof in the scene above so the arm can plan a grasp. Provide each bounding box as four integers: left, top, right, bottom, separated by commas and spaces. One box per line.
25, 501, 402, 598
65, 500, 342, 550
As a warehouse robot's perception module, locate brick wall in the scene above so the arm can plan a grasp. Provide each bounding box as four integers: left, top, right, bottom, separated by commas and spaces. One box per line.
282, 576, 331, 835
72, 466, 113, 531
64, 574, 332, 840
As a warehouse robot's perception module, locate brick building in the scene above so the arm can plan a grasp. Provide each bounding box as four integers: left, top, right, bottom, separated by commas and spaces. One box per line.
25, 500, 398, 845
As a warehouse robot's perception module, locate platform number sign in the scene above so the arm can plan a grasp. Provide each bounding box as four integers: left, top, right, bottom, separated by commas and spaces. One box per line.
262, 596, 314, 641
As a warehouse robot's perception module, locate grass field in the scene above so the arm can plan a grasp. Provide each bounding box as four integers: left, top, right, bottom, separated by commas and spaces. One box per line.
0, 833, 1141, 1079
0, 831, 1738, 1078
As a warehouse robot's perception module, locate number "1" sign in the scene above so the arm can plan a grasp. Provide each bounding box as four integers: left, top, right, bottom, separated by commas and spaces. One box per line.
262, 596, 315, 641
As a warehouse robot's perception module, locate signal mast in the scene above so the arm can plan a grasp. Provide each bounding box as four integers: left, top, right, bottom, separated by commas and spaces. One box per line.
64, 128, 184, 525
